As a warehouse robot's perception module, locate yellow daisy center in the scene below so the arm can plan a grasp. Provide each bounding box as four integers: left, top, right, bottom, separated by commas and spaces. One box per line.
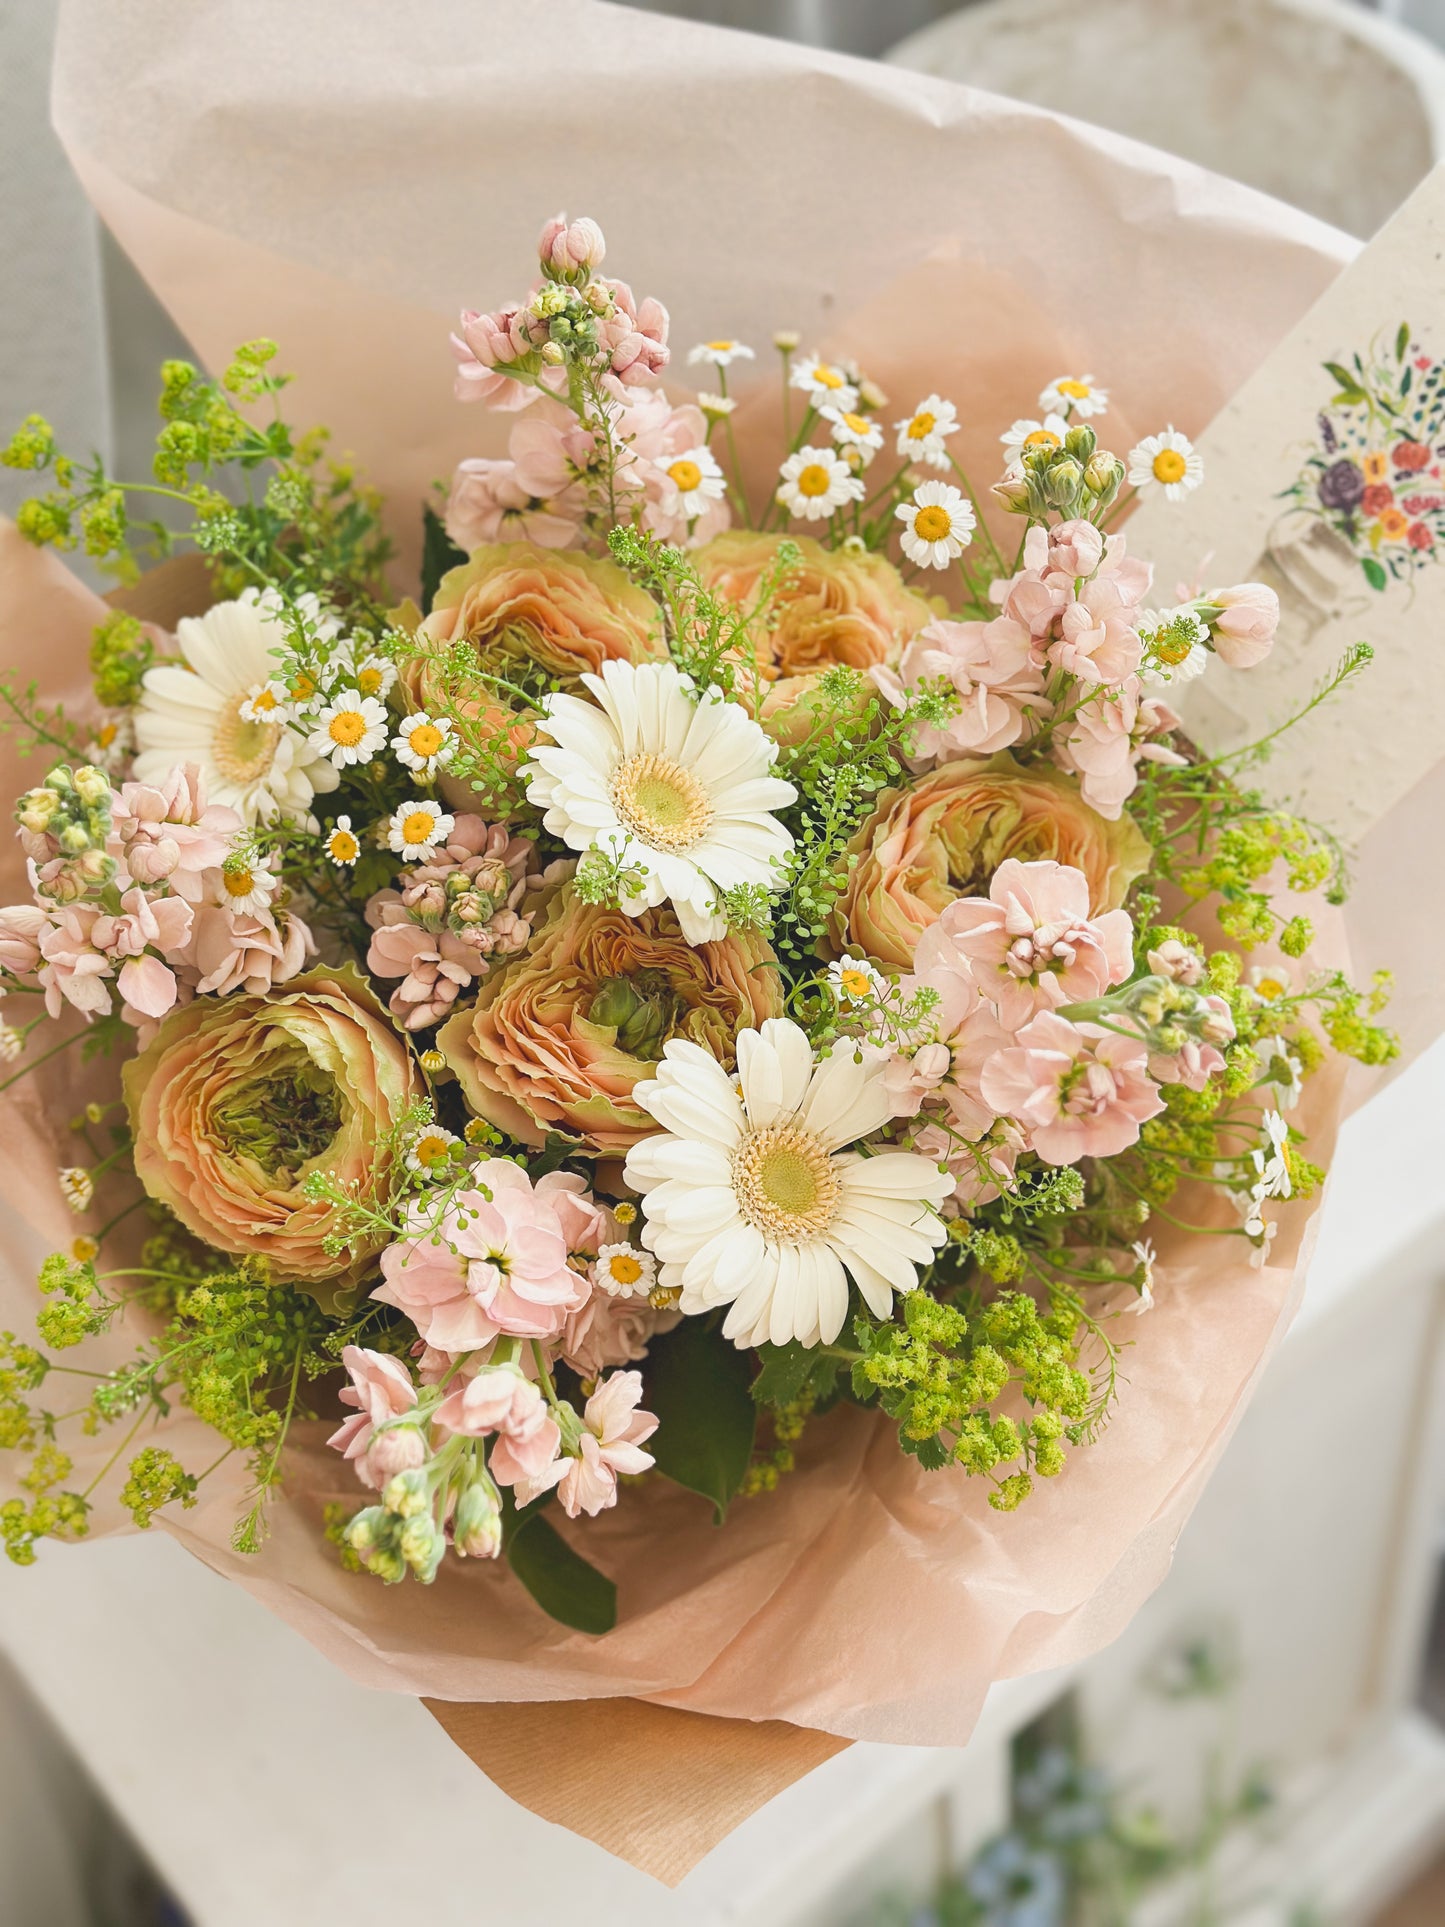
839, 966, 874, 999
840, 412, 871, 435
250, 687, 278, 713
908, 411, 936, 439
1023, 428, 1061, 450
357, 666, 386, 696
408, 722, 446, 758
328, 710, 368, 747
1255, 975, 1286, 1001
213, 705, 280, 784
71, 1235, 99, 1262
732, 1126, 841, 1242
328, 829, 359, 862
796, 463, 833, 498
706, 339, 736, 352
611, 752, 713, 853
414, 1133, 451, 1167
668, 458, 703, 493
1057, 379, 1091, 400
1152, 629, 1195, 666
913, 504, 953, 542
402, 810, 438, 846
223, 865, 256, 899
813, 366, 845, 389
95, 722, 118, 748
609, 1253, 644, 1287
1152, 448, 1188, 484
289, 671, 317, 702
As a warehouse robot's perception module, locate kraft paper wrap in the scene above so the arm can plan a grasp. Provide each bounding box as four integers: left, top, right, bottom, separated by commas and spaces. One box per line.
2, 0, 1434, 1883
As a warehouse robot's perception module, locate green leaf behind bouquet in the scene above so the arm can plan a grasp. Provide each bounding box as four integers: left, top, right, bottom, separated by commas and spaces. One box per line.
645, 1316, 756, 1522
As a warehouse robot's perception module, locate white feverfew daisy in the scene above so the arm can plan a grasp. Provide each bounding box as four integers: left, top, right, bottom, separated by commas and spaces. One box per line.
1039, 374, 1109, 419
239, 679, 291, 726
593, 1243, 657, 1299
789, 356, 859, 412
0, 1022, 22, 1064
776, 445, 865, 523
131, 597, 340, 826
662, 446, 728, 520
896, 480, 975, 569
216, 855, 280, 917
59, 1167, 93, 1214
999, 413, 1070, 463
687, 339, 755, 368
696, 392, 737, 422
406, 1124, 461, 1178
392, 711, 457, 778
1130, 1238, 1157, 1314
522, 658, 796, 946
822, 406, 884, 461
325, 816, 361, 867
354, 654, 398, 702
309, 692, 390, 769
1127, 426, 1204, 501
894, 394, 959, 470
828, 955, 886, 1006
1138, 606, 1211, 688
388, 799, 455, 863
623, 1018, 954, 1348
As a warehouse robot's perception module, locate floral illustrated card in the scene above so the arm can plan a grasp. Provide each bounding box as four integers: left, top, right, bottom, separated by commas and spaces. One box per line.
1128, 164, 1445, 840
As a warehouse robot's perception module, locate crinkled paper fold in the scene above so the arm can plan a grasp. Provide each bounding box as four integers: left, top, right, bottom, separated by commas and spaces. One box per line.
2, 0, 1435, 1882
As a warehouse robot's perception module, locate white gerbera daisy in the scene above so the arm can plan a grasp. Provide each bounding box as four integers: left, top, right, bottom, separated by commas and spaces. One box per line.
593, 1243, 657, 1299
828, 955, 886, 1006
309, 693, 390, 769
776, 446, 865, 523
132, 598, 340, 826
522, 659, 796, 946
325, 815, 360, 866
662, 446, 728, 520
822, 406, 884, 461
894, 394, 959, 470
687, 340, 755, 368
216, 855, 280, 917
392, 711, 457, 777
789, 357, 859, 412
623, 1019, 953, 1348
388, 799, 455, 862
1127, 426, 1204, 501
896, 481, 975, 569
406, 1124, 462, 1177
354, 654, 398, 702
1138, 606, 1211, 687
999, 413, 1070, 463
1039, 374, 1109, 419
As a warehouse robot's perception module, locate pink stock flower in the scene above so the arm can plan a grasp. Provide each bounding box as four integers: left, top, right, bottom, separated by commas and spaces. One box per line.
532, 1169, 617, 1260
595, 279, 670, 381
1035, 518, 1104, 579
367, 920, 482, 1030
328, 1345, 422, 1490
517, 1369, 658, 1518
559, 1293, 680, 1380
372, 1160, 589, 1352
444, 457, 581, 553
451, 307, 546, 412
508, 398, 602, 506
1150, 994, 1234, 1091
980, 1010, 1164, 1164
184, 903, 314, 997
38, 890, 193, 1021
434, 1365, 561, 1486
0, 903, 49, 976
874, 615, 1047, 765
932, 858, 1134, 1030
889, 923, 1012, 1140
611, 389, 730, 545
1209, 583, 1279, 668
538, 213, 606, 278
1050, 576, 1143, 686
108, 765, 240, 899
1052, 678, 1186, 819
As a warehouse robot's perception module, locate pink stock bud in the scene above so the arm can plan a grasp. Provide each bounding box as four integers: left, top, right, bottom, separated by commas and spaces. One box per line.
1209, 583, 1279, 668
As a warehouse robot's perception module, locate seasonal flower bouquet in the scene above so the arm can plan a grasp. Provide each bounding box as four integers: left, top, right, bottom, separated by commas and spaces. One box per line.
0, 211, 1395, 1642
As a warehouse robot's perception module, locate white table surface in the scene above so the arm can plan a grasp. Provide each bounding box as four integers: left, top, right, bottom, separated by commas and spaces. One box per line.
3, 1040, 1442, 1926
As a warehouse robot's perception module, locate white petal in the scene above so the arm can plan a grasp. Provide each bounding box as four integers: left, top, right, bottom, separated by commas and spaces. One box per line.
797, 1050, 893, 1149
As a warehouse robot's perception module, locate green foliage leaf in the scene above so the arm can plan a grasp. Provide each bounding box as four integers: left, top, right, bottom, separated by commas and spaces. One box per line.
504, 1495, 617, 1635
420, 503, 467, 615
1396, 321, 1411, 362
1361, 556, 1388, 592
751, 1340, 814, 1407
645, 1315, 756, 1521
1322, 362, 1367, 405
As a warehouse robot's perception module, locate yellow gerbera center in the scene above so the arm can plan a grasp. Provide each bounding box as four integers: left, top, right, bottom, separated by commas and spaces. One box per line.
328, 710, 368, 747
357, 666, 386, 696
1023, 428, 1061, 450
611, 752, 713, 853
812, 366, 845, 389
732, 1126, 841, 1242
223, 865, 256, 899
407, 722, 446, 758
1057, 379, 1091, 400
908, 411, 936, 439
840, 412, 871, 435
401, 810, 438, 846
609, 1253, 644, 1287
913, 504, 953, 542
1152, 448, 1188, 484
796, 463, 833, 498
839, 966, 874, 999
328, 829, 359, 862
213, 706, 280, 784
668, 459, 703, 493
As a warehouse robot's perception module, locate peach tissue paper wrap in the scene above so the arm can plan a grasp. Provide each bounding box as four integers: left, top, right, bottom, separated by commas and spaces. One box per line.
0, 0, 1436, 1881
